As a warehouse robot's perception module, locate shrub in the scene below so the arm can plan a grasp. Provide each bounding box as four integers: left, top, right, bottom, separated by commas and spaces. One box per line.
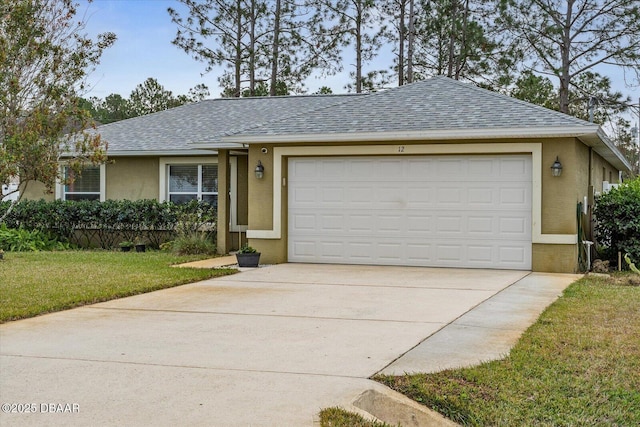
0, 224, 71, 251
169, 204, 217, 255
171, 233, 216, 256
594, 177, 640, 267
0, 199, 216, 249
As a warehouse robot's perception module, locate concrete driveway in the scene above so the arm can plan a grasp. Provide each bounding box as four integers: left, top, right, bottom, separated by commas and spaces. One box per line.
0, 264, 580, 426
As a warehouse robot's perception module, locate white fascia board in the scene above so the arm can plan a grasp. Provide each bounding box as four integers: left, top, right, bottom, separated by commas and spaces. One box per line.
588, 129, 633, 172
190, 142, 247, 150
105, 149, 217, 157
222, 126, 599, 144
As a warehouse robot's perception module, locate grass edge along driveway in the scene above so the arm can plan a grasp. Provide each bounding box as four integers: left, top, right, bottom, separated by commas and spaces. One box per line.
0, 251, 236, 323
321, 274, 640, 426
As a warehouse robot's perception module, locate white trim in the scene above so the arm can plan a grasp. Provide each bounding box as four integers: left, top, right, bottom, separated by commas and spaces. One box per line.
536, 234, 578, 244
107, 150, 216, 157
159, 156, 218, 202
246, 143, 578, 245
190, 142, 247, 150
100, 163, 106, 201
224, 126, 598, 144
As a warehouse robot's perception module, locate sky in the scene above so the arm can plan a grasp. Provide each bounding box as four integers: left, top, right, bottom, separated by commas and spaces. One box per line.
80, 0, 638, 127
80, 0, 349, 98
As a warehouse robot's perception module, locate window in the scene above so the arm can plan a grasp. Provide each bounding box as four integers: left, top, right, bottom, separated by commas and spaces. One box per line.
168, 164, 218, 206
63, 166, 101, 201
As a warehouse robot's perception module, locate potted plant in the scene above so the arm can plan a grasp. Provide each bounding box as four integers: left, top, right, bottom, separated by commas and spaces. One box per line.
135, 239, 147, 253
119, 241, 134, 252
235, 244, 261, 267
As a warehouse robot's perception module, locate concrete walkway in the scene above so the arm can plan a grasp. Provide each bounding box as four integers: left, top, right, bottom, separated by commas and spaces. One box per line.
0, 264, 581, 426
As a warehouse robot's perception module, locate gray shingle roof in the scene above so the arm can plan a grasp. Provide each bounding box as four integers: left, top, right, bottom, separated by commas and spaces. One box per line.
96, 94, 359, 153
98, 76, 602, 154
231, 76, 593, 138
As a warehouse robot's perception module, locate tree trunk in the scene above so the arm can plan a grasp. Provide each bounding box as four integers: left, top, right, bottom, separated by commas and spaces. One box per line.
234, 0, 242, 97
447, 0, 459, 78
270, 0, 282, 96
407, 0, 415, 83
249, 0, 257, 96
398, 0, 406, 86
355, 1, 363, 93
454, 0, 470, 80
559, 1, 573, 113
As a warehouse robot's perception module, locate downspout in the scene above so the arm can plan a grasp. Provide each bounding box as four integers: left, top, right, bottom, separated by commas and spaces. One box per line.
578, 148, 595, 272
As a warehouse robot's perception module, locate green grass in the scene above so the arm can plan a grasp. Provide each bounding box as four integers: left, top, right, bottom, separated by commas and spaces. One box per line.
319, 407, 397, 427
374, 274, 640, 426
0, 251, 236, 323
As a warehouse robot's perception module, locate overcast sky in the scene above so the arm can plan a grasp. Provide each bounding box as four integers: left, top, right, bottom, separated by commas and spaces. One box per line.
81, 0, 638, 125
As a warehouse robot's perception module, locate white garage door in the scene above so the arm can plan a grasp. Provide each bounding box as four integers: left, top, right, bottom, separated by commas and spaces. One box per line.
288, 155, 532, 270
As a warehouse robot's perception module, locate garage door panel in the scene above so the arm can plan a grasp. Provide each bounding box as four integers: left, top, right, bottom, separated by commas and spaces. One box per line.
468, 158, 496, 175
288, 155, 532, 270
468, 245, 494, 263
468, 216, 494, 233
406, 215, 433, 233
500, 187, 529, 206
321, 160, 346, 178
467, 187, 495, 205
500, 157, 530, 177
349, 160, 376, 178
290, 213, 317, 231
499, 216, 528, 235
406, 159, 435, 179
321, 187, 344, 203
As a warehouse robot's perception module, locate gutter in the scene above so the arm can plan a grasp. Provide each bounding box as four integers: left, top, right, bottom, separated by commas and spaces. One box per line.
61, 149, 218, 158
217, 126, 599, 144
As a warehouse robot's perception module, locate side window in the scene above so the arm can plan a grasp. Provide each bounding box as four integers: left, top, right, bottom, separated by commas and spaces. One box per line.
63, 166, 101, 201
168, 164, 218, 207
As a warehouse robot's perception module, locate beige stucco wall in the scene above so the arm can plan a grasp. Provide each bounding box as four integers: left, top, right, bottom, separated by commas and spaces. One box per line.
236, 155, 249, 225
20, 180, 54, 201
244, 137, 625, 272
246, 144, 288, 263
20, 155, 237, 204
106, 157, 159, 200
217, 150, 231, 254
540, 138, 580, 235
532, 244, 578, 273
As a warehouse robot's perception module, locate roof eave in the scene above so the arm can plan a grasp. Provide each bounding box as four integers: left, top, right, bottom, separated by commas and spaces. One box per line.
190, 142, 248, 150
218, 124, 631, 172
220, 126, 599, 144
60, 149, 219, 158
578, 129, 632, 172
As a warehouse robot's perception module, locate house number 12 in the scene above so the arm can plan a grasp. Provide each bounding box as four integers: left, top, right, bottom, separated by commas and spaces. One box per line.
398, 146, 405, 153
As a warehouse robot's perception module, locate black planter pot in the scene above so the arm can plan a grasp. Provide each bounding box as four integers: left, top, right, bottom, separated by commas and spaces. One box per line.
236, 252, 261, 267
121, 246, 132, 252
135, 244, 146, 253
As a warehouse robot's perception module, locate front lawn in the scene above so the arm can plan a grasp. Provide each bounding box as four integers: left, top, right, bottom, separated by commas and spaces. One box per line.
373, 274, 640, 426
0, 251, 236, 323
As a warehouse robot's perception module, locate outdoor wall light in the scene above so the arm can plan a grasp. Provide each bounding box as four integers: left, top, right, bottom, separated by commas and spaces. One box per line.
255, 160, 265, 179
551, 156, 563, 177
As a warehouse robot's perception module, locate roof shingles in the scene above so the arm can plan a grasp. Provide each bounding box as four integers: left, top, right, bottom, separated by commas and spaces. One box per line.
96, 94, 359, 152
96, 76, 594, 153
233, 77, 591, 137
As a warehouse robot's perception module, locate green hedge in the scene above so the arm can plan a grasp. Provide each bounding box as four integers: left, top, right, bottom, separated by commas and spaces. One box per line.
594, 177, 640, 267
0, 199, 216, 249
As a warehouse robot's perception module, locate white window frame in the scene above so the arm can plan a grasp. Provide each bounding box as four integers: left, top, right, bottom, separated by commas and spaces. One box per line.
56, 164, 106, 201
159, 157, 219, 203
